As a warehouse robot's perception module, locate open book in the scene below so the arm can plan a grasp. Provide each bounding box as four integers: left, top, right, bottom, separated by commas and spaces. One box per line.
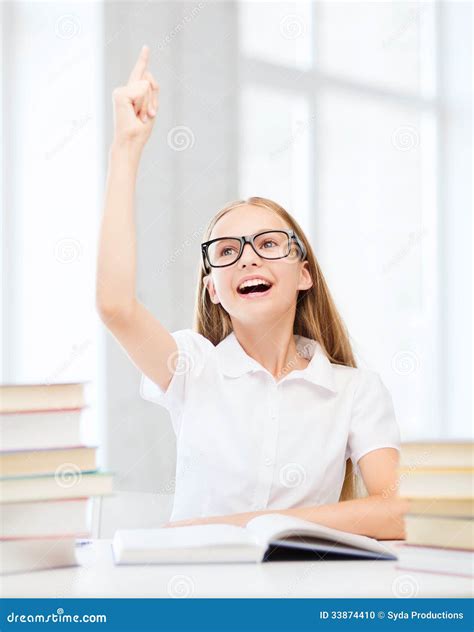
112, 513, 397, 565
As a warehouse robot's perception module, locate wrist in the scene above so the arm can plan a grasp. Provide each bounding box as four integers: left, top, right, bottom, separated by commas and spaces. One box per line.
109, 137, 143, 163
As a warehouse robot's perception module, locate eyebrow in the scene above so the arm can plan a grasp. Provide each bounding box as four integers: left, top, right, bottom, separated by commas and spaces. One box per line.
213, 228, 287, 239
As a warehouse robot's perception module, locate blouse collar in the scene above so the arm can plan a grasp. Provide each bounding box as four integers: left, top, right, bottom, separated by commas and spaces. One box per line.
215, 330, 338, 393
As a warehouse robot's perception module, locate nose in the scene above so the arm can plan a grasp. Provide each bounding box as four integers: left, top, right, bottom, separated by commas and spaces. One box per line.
238, 242, 260, 267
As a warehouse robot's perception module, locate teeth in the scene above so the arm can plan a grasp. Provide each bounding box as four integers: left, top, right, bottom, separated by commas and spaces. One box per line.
238, 279, 271, 291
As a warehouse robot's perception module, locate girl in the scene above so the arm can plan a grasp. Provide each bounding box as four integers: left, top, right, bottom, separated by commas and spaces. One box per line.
97, 45, 409, 540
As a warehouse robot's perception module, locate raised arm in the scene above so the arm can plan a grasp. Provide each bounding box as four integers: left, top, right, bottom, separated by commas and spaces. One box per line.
96, 45, 178, 392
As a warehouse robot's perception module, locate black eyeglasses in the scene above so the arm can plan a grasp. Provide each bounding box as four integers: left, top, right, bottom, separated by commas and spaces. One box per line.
201, 229, 307, 272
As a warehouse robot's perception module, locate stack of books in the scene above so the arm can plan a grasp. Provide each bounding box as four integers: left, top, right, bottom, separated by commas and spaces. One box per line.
395, 440, 473, 578
0, 382, 114, 574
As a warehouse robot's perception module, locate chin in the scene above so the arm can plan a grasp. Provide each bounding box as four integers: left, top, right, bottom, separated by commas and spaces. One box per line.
237, 306, 282, 324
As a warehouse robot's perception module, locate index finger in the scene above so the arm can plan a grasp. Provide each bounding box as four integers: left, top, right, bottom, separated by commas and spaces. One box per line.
127, 45, 150, 84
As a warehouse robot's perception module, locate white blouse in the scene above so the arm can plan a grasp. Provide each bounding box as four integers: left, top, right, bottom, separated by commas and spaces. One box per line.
140, 329, 401, 522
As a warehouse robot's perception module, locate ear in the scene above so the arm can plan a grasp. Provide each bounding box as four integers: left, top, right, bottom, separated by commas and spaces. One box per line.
203, 274, 221, 304
297, 261, 313, 291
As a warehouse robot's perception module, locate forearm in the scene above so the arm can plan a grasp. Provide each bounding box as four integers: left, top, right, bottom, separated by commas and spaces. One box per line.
96, 141, 142, 315
167, 496, 409, 541
275, 495, 409, 540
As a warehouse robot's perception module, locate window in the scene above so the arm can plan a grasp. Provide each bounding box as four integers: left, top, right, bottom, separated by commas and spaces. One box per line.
1, 2, 105, 451
237, 1, 471, 439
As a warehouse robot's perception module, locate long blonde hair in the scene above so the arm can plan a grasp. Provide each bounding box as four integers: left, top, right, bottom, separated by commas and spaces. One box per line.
192, 196, 363, 502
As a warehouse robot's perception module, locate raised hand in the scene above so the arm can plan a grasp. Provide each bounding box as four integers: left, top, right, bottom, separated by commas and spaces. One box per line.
111, 45, 160, 148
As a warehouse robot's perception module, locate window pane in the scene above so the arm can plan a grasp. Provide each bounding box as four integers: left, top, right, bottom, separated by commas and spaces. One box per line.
316, 1, 435, 96
4, 2, 103, 445
316, 90, 436, 439
239, 0, 313, 70
239, 84, 311, 234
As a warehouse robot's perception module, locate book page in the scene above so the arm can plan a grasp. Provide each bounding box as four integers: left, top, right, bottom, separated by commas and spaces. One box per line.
246, 513, 390, 555
116, 524, 259, 551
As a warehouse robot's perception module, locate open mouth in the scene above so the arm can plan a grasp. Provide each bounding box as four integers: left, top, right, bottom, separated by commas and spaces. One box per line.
237, 281, 273, 297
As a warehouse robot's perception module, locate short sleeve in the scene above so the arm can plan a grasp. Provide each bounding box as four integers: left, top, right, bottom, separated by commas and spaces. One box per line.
345, 369, 401, 473
139, 329, 213, 415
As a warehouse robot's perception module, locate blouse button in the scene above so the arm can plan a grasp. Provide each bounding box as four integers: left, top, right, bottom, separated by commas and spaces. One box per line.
264, 457, 273, 466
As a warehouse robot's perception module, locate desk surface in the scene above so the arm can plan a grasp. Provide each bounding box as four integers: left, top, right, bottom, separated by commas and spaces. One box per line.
1, 540, 472, 598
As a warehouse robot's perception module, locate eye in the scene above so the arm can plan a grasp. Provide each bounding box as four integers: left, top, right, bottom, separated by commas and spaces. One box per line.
262, 239, 277, 249
220, 246, 237, 257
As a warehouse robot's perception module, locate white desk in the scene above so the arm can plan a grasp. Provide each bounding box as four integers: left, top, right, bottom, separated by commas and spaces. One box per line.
1, 540, 472, 598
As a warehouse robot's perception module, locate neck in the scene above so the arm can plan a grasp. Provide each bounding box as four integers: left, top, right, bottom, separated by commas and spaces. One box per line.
231, 311, 308, 380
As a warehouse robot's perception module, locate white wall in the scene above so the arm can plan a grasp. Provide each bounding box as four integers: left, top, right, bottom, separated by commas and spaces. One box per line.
101, 1, 239, 493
